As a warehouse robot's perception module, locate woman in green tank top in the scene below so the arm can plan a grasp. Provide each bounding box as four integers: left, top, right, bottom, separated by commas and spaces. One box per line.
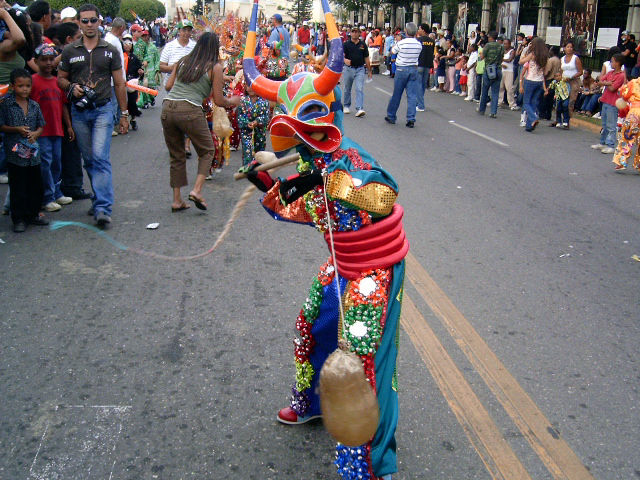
162, 32, 241, 212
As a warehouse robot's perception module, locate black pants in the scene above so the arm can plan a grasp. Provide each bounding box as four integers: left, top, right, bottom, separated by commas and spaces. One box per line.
538, 90, 555, 120
61, 135, 84, 196
8, 162, 43, 224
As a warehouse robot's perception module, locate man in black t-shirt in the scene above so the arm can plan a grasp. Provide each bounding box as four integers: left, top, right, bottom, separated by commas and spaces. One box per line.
621, 32, 637, 76
342, 27, 372, 117
416, 23, 434, 111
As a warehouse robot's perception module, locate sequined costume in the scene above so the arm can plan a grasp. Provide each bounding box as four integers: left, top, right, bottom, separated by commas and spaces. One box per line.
242, 1, 408, 478
237, 95, 270, 165
613, 79, 640, 171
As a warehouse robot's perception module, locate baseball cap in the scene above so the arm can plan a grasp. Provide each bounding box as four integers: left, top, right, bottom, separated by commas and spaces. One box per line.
272, 13, 282, 22
359, 25, 365, 30
60, 6, 76, 19
622, 30, 630, 35
177, 19, 193, 29
141, 29, 149, 35
122, 33, 133, 41
34, 43, 57, 57
131, 24, 143, 32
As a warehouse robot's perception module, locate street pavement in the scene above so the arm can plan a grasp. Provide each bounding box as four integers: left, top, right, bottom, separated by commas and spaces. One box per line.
1, 75, 639, 480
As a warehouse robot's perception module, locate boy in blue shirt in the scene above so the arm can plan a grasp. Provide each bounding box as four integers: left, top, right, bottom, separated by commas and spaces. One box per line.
0, 68, 47, 232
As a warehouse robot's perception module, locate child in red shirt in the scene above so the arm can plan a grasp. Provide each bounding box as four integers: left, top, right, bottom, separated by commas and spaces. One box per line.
591, 53, 626, 155
30, 43, 75, 212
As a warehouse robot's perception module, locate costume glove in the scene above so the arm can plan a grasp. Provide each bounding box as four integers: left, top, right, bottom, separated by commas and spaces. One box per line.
278, 172, 323, 205
239, 160, 274, 192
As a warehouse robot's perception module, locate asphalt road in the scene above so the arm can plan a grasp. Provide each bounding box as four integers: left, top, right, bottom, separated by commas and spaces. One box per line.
1, 75, 639, 480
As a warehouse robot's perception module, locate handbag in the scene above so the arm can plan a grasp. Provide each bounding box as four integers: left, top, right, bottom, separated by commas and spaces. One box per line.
486, 63, 497, 80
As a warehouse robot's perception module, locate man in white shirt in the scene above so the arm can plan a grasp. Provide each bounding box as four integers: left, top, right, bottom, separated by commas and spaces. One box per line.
104, 17, 126, 132
159, 20, 196, 86
385, 22, 422, 127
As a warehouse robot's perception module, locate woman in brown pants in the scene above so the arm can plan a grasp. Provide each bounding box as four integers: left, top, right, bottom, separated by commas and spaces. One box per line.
162, 32, 241, 211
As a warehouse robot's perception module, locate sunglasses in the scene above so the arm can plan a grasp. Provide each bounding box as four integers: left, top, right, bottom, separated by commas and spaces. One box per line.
80, 17, 99, 24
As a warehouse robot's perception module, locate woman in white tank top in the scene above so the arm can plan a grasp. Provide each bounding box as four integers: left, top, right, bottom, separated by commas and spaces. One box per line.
561, 41, 583, 111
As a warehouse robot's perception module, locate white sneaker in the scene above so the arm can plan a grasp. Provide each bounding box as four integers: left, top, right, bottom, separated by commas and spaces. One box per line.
592, 112, 601, 118
355, 109, 365, 117
555, 123, 563, 128
601, 147, 615, 154
343, 106, 351, 114
464, 97, 472, 101
459, 92, 466, 96
510, 105, 519, 110
519, 121, 526, 127
56, 196, 72, 205
44, 201, 61, 212
416, 107, 425, 112
382, 70, 390, 76
430, 86, 438, 91
0, 174, 7, 184
591, 144, 605, 150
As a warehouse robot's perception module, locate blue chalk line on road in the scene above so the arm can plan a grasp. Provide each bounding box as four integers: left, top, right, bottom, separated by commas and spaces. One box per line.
50, 221, 129, 251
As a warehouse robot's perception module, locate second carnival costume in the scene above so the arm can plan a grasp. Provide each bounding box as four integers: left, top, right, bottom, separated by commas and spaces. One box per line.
240, 1, 409, 478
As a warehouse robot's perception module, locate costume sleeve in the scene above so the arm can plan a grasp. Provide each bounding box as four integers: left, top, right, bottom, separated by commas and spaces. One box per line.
257, 100, 270, 127
261, 179, 314, 225
237, 101, 249, 129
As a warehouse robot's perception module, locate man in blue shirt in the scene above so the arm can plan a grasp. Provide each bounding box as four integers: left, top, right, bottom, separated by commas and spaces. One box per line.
269, 14, 290, 60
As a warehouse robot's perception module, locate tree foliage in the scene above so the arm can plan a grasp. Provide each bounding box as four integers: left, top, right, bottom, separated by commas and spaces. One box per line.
287, 0, 313, 24
118, 0, 165, 21
48, 0, 121, 18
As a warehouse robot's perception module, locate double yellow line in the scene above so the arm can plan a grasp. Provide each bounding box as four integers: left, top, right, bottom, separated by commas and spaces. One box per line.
402, 252, 594, 480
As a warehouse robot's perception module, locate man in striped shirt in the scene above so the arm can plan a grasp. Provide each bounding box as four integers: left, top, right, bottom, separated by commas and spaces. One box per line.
385, 22, 422, 127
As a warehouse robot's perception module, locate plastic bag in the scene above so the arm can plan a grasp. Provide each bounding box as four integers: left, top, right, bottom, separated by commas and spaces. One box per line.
213, 106, 233, 138
319, 347, 379, 446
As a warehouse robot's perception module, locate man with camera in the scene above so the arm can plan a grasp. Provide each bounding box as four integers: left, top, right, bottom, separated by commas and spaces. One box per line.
57, 3, 128, 227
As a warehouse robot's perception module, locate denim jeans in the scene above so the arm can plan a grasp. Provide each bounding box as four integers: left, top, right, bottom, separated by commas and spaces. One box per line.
479, 70, 502, 115
474, 73, 482, 100
416, 66, 430, 109
386, 65, 419, 122
71, 102, 115, 217
600, 103, 617, 147
0, 133, 5, 176
522, 79, 544, 129
454, 69, 462, 93
555, 98, 570, 125
342, 65, 365, 110
39, 136, 63, 204
111, 86, 121, 127
583, 93, 601, 113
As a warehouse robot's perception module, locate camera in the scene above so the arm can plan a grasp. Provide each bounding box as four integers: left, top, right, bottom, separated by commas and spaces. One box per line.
74, 85, 98, 110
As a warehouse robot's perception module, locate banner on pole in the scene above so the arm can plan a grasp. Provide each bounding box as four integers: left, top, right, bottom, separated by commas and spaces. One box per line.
519, 24, 535, 37
496, 1, 520, 42
546, 26, 562, 46
454, 3, 468, 42
561, 0, 598, 56
595, 27, 619, 50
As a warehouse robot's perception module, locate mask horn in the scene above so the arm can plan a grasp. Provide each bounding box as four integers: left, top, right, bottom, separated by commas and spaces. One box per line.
243, 0, 281, 102
313, 0, 343, 96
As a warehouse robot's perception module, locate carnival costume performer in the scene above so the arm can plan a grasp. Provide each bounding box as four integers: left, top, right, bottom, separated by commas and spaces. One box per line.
237, 85, 270, 165
241, 0, 408, 478
613, 78, 640, 171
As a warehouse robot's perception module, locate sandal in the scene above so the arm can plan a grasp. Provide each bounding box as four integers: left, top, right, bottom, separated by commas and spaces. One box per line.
171, 203, 190, 212
188, 193, 207, 210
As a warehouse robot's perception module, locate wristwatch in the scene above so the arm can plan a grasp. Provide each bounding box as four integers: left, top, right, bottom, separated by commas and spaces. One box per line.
120, 110, 129, 117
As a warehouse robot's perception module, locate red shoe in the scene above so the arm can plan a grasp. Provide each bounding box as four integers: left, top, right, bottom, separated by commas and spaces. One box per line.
276, 407, 321, 425
614, 164, 626, 171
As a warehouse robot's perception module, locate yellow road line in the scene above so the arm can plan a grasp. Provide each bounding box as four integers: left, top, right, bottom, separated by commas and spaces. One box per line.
405, 252, 595, 480
401, 295, 533, 480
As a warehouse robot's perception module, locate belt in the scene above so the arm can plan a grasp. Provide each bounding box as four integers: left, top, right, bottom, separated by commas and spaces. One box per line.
324, 204, 409, 280
94, 98, 110, 108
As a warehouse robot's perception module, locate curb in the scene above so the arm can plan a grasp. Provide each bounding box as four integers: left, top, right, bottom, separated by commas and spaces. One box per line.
569, 116, 601, 134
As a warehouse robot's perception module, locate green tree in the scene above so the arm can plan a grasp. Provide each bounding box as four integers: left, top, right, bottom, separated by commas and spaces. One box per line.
48, 0, 121, 18
287, 0, 313, 24
118, 0, 165, 21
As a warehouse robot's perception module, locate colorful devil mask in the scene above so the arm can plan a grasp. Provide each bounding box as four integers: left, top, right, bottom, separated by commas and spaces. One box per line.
243, 0, 344, 156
